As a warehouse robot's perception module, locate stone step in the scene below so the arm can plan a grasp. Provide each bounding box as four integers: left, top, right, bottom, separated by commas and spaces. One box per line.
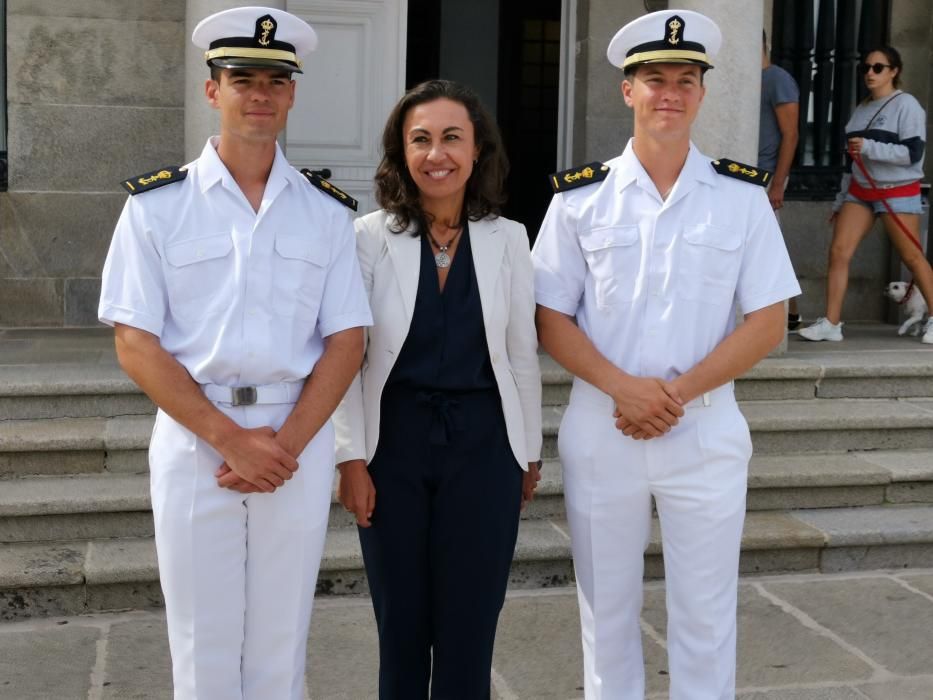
4, 451, 932, 544
0, 416, 151, 477
0, 365, 153, 420
0, 466, 565, 543
541, 398, 933, 457
5, 504, 933, 619
15, 395, 923, 475
541, 350, 933, 405
4, 349, 933, 420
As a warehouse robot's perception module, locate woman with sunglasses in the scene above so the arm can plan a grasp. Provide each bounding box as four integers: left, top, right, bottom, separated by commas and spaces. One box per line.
800, 46, 931, 343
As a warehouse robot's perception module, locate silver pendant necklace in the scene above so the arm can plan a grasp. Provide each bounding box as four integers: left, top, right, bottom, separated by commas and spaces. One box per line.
426, 226, 463, 268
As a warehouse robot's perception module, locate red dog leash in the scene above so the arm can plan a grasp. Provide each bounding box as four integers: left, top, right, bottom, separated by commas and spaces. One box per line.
851, 154, 924, 303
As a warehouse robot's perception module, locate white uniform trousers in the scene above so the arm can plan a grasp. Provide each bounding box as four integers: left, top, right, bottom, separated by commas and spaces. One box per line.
560, 382, 751, 700
149, 402, 335, 700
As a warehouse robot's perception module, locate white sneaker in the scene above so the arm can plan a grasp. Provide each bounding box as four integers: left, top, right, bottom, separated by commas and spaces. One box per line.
799, 317, 844, 342
922, 319, 933, 345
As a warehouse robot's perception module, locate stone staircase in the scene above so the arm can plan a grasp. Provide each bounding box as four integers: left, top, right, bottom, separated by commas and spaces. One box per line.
2, 329, 933, 620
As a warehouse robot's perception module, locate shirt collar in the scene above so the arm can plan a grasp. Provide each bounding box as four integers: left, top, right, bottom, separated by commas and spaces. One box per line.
196, 136, 296, 201
617, 138, 717, 195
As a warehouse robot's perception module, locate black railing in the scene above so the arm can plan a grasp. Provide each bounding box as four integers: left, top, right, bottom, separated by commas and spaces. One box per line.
772, 0, 889, 199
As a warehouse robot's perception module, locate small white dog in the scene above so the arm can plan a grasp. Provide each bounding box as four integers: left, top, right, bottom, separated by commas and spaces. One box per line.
885, 281, 929, 336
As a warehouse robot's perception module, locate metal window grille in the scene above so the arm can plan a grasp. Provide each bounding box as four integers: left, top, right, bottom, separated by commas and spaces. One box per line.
773, 0, 889, 198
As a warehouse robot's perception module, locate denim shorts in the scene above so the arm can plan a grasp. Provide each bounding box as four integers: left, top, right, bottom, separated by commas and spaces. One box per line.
843, 191, 924, 215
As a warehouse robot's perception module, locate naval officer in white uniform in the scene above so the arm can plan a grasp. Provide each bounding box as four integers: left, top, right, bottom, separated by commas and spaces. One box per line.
532, 10, 800, 699
98, 7, 372, 699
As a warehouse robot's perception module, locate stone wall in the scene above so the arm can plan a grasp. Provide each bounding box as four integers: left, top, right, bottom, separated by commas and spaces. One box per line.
0, 1, 185, 327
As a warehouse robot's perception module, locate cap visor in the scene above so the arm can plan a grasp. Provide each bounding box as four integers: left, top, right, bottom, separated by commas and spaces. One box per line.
208, 57, 303, 74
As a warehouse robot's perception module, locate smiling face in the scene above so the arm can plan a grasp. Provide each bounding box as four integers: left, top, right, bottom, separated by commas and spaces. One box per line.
863, 50, 898, 94
622, 63, 706, 143
402, 98, 480, 212
206, 67, 296, 144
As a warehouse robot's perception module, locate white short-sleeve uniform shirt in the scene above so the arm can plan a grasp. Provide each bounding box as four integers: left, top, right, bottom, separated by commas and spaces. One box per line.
532, 140, 800, 382
99, 137, 373, 385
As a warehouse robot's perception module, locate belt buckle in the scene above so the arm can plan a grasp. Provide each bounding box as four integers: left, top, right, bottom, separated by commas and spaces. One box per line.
231, 386, 257, 407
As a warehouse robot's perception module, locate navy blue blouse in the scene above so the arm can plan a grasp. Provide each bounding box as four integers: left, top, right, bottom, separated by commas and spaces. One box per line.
386, 224, 496, 393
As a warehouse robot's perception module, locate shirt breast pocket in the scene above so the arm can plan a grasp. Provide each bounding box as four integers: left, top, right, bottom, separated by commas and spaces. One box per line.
164, 234, 234, 321
678, 224, 742, 305
580, 225, 640, 308
272, 234, 328, 321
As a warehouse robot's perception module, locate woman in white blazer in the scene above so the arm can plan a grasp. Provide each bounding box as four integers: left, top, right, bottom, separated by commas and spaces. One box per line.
333, 80, 542, 699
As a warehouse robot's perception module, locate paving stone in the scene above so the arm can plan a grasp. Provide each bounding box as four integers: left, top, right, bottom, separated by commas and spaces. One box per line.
306, 598, 379, 699
0, 623, 99, 699
489, 591, 589, 698
761, 577, 933, 675
857, 676, 933, 699
738, 687, 868, 699
899, 573, 933, 598
641, 584, 874, 689
102, 618, 173, 700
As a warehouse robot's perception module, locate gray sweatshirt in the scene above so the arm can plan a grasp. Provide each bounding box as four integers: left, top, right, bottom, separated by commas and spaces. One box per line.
833, 90, 926, 210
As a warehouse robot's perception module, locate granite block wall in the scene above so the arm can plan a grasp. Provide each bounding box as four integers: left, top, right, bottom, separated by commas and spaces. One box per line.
0, 0, 185, 327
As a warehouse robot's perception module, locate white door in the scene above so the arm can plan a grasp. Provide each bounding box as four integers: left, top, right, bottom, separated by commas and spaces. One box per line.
286, 0, 407, 214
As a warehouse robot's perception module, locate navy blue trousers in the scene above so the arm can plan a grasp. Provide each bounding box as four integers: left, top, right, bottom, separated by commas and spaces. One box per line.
359, 386, 523, 700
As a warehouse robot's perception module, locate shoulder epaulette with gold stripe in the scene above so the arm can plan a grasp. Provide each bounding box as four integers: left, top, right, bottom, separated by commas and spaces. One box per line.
711, 158, 771, 188
549, 162, 610, 193
300, 169, 358, 211
121, 166, 188, 195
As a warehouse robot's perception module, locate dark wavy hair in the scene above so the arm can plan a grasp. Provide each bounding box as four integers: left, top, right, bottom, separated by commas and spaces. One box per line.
864, 45, 903, 89
374, 80, 509, 234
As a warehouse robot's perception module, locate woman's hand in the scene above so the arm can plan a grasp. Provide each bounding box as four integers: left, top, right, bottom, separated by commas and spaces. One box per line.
847, 137, 864, 157
338, 459, 376, 527
521, 461, 542, 510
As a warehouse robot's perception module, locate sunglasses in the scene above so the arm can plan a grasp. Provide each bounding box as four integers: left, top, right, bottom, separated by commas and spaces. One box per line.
859, 62, 893, 75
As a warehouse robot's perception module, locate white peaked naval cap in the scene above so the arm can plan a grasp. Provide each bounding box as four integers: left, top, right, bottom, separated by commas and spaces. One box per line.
607, 9, 722, 71
192, 6, 317, 74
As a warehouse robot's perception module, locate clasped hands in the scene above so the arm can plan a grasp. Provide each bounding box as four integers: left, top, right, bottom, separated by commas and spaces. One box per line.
611, 376, 685, 440
214, 426, 299, 494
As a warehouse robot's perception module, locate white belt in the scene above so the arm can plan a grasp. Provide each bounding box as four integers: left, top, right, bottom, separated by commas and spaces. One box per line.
570, 378, 735, 412
202, 380, 305, 406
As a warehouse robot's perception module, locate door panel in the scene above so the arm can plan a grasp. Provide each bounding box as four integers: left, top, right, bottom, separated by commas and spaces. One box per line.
286, 0, 407, 214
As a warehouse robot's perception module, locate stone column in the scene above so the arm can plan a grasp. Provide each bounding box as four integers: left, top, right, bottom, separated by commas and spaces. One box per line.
680, 1, 792, 353
679, 0, 763, 162
185, 0, 285, 161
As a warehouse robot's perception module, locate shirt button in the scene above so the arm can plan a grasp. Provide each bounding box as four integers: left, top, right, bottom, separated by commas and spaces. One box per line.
248, 308, 257, 316
196, 249, 204, 258
491, 352, 499, 364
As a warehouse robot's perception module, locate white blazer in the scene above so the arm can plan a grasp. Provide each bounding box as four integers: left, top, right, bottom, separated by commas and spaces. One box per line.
334, 210, 542, 469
